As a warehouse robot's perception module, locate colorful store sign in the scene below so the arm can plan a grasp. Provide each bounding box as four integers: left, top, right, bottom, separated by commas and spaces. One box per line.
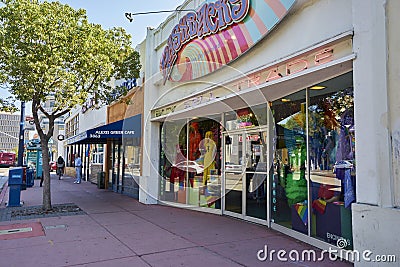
227, 47, 335, 91
160, 0, 296, 83
153, 38, 352, 119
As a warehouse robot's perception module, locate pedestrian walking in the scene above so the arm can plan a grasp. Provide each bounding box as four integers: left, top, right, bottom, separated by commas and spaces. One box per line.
74, 154, 82, 184
56, 156, 65, 180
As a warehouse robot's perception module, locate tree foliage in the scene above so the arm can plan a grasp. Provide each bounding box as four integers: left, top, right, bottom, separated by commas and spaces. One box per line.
0, 0, 141, 210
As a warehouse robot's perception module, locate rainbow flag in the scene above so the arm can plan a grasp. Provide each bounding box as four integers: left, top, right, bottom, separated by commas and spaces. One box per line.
312, 199, 327, 215
294, 203, 308, 225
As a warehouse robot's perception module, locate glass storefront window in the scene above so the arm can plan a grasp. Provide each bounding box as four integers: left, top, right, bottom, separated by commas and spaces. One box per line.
270, 89, 308, 232
160, 119, 188, 203
90, 144, 104, 164
160, 117, 221, 209
308, 83, 355, 249
224, 104, 267, 131
123, 138, 141, 199
270, 71, 355, 249
157, 71, 355, 249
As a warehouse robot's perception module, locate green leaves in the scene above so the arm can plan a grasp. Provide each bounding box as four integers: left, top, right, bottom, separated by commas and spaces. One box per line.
0, 96, 17, 112
0, 0, 141, 209
0, 0, 141, 114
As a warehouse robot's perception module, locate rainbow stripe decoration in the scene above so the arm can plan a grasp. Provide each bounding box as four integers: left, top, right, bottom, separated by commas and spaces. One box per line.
294, 203, 308, 225
163, 0, 297, 82
312, 199, 327, 215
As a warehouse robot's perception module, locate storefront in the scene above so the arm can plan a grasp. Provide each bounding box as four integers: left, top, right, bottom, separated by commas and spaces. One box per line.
106, 86, 144, 199
153, 68, 355, 250
105, 115, 142, 198
66, 114, 141, 195
141, 0, 399, 262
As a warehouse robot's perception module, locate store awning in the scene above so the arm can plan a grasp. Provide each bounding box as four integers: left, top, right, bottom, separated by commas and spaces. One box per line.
150, 55, 354, 122
66, 114, 141, 145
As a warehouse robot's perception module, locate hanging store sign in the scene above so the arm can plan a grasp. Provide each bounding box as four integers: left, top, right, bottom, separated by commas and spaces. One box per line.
161, 0, 297, 83
160, 0, 250, 83
81, 97, 96, 114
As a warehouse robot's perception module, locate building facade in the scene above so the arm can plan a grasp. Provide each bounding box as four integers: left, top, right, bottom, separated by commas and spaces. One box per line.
139, 0, 400, 264
64, 98, 107, 181
105, 85, 143, 198
64, 78, 143, 188
0, 112, 19, 152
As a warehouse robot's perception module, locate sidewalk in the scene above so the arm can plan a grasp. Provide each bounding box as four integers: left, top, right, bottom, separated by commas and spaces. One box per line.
0, 174, 352, 267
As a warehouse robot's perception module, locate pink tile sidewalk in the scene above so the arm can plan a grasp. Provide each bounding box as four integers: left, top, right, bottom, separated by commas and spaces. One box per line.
0, 174, 353, 267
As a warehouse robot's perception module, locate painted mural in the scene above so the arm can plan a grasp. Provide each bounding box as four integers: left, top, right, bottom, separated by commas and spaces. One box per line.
160, 0, 297, 83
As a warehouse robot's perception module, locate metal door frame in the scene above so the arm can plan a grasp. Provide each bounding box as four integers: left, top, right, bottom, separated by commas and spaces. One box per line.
222, 126, 270, 225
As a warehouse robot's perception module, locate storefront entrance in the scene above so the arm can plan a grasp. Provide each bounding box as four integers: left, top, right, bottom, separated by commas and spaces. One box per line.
109, 140, 141, 199
111, 142, 123, 193
223, 128, 269, 224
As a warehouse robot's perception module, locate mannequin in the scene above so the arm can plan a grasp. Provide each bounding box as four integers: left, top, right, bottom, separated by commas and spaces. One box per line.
203, 131, 216, 185
170, 144, 186, 186
189, 122, 202, 160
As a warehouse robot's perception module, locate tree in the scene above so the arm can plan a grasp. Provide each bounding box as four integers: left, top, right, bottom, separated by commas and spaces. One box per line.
0, 0, 141, 210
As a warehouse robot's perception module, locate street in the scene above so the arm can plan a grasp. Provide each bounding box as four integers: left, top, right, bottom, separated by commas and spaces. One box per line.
0, 167, 9, 190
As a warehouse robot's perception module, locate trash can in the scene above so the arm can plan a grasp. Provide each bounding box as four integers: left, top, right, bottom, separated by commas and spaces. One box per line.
26, 167, 34, 188
8, 167, 24, 207
97, 172, 105, 189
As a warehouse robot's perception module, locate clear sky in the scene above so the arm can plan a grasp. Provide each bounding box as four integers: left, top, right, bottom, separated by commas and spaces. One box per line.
58, 0, 185, 46
0, 0, 185, 114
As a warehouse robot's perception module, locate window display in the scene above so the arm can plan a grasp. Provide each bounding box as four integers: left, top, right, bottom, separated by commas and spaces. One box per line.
308, 81, 355, 249
270, 72, 355, 249
160, 117, 221, 209
271, 89, 307, 231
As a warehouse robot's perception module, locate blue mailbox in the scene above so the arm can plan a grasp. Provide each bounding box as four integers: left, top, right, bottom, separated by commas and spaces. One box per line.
8, 167, 25, 207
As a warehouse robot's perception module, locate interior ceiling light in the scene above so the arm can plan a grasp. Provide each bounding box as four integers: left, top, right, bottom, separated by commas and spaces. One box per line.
281, 98, 291, 102
310, 86, 326, 90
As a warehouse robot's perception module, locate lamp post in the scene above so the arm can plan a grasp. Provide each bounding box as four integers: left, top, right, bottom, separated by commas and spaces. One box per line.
125, 8, 195, 22
17, 101, 25, 166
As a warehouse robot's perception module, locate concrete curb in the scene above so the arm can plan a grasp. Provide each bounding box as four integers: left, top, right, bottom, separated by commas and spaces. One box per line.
0, 181, 8, 207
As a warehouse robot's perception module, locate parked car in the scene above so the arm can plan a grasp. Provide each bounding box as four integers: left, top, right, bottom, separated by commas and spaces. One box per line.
50, 161, 57, 172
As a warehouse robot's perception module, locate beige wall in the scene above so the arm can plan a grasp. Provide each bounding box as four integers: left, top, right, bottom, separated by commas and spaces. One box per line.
107, 87, 144, 123
106, 87, 144, 181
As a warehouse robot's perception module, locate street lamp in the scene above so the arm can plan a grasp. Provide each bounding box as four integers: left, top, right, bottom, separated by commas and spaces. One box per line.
125, 8, 196, 22
17, 101, 25, 166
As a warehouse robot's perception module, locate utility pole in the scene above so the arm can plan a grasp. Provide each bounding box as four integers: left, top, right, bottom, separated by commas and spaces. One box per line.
17, 101, 25, 166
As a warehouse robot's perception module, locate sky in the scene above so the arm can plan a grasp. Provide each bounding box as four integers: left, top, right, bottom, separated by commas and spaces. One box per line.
0, 0, 185, 114
57, 0, 185, 46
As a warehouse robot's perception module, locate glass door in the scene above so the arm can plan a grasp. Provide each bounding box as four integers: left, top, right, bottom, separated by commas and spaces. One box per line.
111, 142, 118, 192
245, 130, 268, 221
223, 133, 244, 217
223, 129, 269, 222
111, 143, 123, 193
118, 143, 124, 193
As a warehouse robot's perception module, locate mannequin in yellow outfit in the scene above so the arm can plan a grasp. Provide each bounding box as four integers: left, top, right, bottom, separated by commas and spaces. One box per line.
203, 131, 216, 185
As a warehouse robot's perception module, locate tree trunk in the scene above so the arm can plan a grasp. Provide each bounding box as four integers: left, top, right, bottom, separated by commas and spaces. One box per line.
41, 139, 52, 210
31, 99, 55, 211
